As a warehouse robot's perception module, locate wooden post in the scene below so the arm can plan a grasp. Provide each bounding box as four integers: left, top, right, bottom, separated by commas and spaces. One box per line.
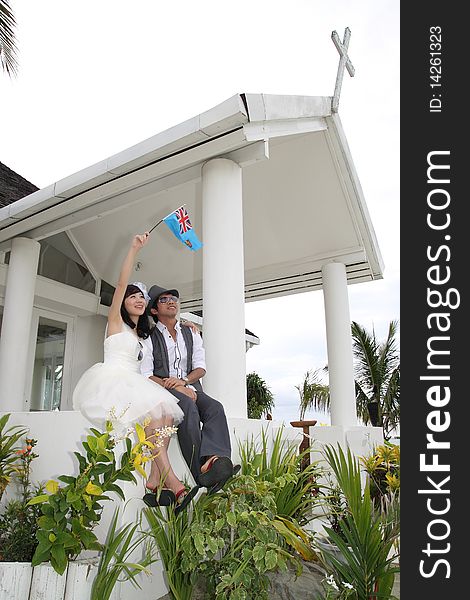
289, 420, 317, 470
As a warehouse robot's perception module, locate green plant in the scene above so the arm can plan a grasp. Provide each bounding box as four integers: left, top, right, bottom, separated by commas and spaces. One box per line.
190, 476, 314, 600
317, 444, 399, 599
90, 506, 155, 600
360, 443, 400, 505
322, 573, 357, 599
144, 504, 194, 600
28, 422, 153, 575
0, 0, 19, 77
321, 473, 350, 544
0, 413, 27, 501
0, 496, 43, 562
352, 321, 400, 439
246, 372, 275, 419
145, 474, 316, 600
296, 369, 330, 420
0, 435, 43, 562
297, 321, 400, 440
238, 426, 322, 525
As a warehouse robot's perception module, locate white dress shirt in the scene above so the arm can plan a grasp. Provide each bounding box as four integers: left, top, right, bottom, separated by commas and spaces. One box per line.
140, 320, 205, 380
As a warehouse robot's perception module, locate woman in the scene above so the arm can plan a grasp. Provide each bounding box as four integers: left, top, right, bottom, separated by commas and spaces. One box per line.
72, 232, 198, 512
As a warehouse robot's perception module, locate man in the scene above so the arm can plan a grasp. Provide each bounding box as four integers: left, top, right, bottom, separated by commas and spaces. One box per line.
140, 284, 238, 492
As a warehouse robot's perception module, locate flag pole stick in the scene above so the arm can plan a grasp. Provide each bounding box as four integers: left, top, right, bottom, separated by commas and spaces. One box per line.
148, 204, 186, 234
148, 219, 163, 234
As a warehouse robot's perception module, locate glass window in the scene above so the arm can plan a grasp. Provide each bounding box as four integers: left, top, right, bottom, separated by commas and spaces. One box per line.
100, 280, 115, 307
30, 317, 67, 411
4, 233, 96, 292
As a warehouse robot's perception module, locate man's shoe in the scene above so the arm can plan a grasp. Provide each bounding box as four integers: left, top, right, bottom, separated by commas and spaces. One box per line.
197, 456, 234, 488
207, 463, 241, 495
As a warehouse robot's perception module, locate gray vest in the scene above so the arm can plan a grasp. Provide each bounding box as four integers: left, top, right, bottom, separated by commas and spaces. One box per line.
150, 324, 203, 392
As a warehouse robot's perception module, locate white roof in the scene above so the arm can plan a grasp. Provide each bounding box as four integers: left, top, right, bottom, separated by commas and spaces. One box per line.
0, 93, 383, 311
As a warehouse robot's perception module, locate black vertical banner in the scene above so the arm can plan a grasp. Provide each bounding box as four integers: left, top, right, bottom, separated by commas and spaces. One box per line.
401, 3, 465, 598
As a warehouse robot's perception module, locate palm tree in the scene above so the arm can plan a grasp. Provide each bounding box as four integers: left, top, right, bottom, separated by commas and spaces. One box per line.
296, 368, 330, 419
246, 372, 275, 419
352, 320, 400, 439
297, 320, 400, 439
0, 0, 18, 77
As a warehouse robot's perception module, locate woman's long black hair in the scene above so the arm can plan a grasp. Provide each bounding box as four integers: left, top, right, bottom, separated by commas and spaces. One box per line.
121, 285, 151, 339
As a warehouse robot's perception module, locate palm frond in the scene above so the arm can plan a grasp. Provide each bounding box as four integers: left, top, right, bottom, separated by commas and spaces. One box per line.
0, 0, 19, 76
296, 369, 330, 419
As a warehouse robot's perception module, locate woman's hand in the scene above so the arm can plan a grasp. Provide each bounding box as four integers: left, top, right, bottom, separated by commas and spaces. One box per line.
181, 319, 200, 334
132, 232, 149, 251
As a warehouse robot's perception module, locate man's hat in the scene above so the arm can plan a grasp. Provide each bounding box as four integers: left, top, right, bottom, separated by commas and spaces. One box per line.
148, 284, 180, 308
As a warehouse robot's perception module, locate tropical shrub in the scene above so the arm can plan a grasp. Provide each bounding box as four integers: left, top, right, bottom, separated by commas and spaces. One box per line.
246, 372, 275, 419
144, 504, 194, 600
0, 413, 27, 501
90, 506, 155, 600
29, 422, 153, 574
360, 443, 400, 504
316, 444, 399, 599
238, 426, 322, 525
145, 471, 317, 600
0, 437, 44, 562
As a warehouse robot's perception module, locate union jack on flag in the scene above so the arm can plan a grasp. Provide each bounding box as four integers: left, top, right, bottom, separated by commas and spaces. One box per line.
162, 205, 203, 252
175, 207, 192, 234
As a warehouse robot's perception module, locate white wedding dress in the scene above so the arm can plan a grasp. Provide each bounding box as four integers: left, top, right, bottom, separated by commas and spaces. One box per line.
72, 325, 183, 430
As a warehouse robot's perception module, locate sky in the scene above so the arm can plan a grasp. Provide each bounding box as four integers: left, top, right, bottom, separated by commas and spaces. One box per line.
1, 0, 399, 425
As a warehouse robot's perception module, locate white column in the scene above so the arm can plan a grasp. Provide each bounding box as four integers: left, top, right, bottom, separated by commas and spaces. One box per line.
0, 237, 40, 410
202, 158, 247, 418
321, 262, 356, 427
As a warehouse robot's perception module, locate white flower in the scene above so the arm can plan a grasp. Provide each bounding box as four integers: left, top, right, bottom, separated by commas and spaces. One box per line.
343, 582, 354, 590
325, 575, 339, 591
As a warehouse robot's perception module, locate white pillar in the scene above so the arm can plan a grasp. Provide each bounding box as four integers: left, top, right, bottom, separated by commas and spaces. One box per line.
0, 237, 40, 410
202, 158, 247, 418
321, 262, 356, 427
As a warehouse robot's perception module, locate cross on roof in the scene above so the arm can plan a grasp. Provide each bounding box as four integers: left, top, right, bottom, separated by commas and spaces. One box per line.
331, 27, 355, 112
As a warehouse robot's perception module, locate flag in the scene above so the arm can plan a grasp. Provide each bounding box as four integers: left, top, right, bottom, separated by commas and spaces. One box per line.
162, 206, 203, 251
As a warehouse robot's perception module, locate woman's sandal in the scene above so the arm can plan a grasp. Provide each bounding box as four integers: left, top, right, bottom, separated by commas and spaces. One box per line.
142, 488, 176, 508
174, 485, 200, 516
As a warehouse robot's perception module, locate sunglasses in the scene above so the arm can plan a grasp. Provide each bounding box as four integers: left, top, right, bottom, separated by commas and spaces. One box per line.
137, 341, 143, 361
158, 296, 179, 304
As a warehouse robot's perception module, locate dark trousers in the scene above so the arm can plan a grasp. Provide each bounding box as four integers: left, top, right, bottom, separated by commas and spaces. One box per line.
169, 389, 232, 482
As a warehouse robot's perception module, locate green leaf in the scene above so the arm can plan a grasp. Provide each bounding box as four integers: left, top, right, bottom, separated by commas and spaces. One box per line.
37, 529, 52, 546
51, 544, 68, 575
214, 518, 225, 531
74, 451, 87, 470
78, 529, 99, 549
193, 533, 205, 555
91, 463, 112, 475
265, 549, 278, 570
31, 544, 52, 567
27, 494, 49, 506
37, 515, 56, 530
105, 483, 126, 501
56, 531, 78, 549
85, 482, 103, 495
87, 435, 98, 452
66, 488, 81, 503
252, 543, 266, 563
58, 475, 77, 484
206, 537, 219, 555
226, 512, 236, 527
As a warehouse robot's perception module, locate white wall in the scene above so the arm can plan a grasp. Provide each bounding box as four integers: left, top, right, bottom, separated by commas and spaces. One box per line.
1, 411, 301, 599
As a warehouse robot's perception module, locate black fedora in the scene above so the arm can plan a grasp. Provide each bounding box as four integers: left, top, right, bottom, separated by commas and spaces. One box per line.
148, 284, 180, 309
